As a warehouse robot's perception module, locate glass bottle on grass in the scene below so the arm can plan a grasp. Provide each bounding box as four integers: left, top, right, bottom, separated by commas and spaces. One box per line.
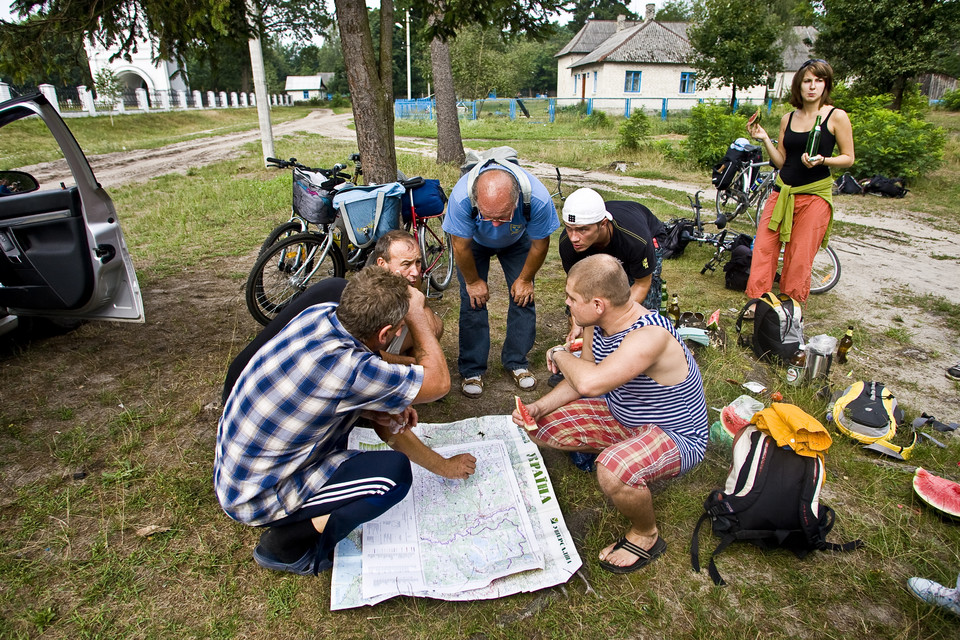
837, 326, 854, 364
668, 295, 681, 327
786, 349, 807, 386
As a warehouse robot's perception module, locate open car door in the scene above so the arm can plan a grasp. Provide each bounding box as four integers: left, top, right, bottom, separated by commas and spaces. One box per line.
0, 93, 143, 325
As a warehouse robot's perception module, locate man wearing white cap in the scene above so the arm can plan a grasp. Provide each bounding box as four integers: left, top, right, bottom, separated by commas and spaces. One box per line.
558, 188, 665, 346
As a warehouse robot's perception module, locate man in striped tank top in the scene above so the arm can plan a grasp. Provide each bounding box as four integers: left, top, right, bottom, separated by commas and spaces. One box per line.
512, 254, 708, 574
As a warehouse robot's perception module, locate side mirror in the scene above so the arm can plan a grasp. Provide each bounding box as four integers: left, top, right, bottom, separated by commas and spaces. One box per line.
0, 170, 40, 196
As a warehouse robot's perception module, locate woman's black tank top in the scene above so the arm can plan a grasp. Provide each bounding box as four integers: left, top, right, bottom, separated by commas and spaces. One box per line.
779, 108, 837, 187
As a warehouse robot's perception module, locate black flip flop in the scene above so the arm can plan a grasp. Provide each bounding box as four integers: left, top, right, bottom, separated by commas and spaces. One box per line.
598, 536, 667, 574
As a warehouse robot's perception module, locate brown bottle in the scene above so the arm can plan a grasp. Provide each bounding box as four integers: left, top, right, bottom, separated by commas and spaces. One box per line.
837, 326, 853, 364
668, 295, 681, 327
786, 349, 806, 386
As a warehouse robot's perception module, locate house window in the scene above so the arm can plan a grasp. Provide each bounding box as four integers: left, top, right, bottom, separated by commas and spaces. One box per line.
303, 90, 309, 99
680, 72, 697, 94
624, 71, 642, 93
574, 74, 579, 95
592, 71, 598, 95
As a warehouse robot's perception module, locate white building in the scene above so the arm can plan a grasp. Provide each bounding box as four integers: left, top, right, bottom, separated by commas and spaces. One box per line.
284, 74, 335, 102
85, 38, 188, 99
556, 4, 816, 113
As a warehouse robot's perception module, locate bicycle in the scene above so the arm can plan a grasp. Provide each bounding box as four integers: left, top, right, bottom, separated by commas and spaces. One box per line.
684, 190, 841, 295
715, 155, 778, 229
246, 157, 453, 325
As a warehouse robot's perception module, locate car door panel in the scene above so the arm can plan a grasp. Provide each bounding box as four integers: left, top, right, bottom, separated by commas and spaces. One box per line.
0, 93, 144, 324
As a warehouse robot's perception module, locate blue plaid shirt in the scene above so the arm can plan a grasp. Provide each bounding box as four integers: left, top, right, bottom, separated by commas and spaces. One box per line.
214, 303, 424, 526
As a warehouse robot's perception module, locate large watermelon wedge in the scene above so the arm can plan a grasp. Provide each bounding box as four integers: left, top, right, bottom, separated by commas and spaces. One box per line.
913, 467, 960, 520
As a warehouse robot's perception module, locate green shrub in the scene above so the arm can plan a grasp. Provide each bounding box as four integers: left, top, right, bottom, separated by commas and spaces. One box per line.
653, 139, 687, 163
844, 90, 945, 181
685, 103, 747, 167
938, 88, 960, 111
329, 93, 350, 109
582, 110, 612, 128
558, 102, 589, 117
618, 108, 651, 150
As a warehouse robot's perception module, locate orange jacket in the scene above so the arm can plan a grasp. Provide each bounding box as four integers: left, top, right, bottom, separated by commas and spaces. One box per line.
751, 402, 832, 460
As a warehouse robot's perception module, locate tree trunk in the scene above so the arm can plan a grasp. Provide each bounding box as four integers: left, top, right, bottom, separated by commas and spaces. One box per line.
334, 0, 397, 184
891, 75, 906, 111
730, 83, 737, 112
430, 31, 464, 166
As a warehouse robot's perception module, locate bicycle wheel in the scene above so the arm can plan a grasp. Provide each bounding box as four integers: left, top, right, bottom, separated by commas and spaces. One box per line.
259, 220, 303, 255
418, 215, 454, 291
245, 233, 345, 326
809, 245, 841, 294
716, 182, 747, 220
776, 244, 841, 296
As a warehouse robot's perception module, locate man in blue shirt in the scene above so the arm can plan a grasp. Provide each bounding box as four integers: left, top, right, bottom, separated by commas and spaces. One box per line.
443, 162, 559, 397
215, 267, 473, 576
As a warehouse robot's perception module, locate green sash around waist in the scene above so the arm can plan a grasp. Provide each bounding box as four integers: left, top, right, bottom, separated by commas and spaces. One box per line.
769, 175, 835, 247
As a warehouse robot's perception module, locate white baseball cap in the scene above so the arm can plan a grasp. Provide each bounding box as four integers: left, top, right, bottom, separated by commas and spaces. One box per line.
562, 188, 613, 225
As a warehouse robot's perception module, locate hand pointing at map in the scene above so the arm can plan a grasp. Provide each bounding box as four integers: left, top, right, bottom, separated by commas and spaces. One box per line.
438, 453, 477, 479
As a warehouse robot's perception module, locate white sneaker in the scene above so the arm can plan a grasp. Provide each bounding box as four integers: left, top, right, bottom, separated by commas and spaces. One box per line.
907, 576, 960, 616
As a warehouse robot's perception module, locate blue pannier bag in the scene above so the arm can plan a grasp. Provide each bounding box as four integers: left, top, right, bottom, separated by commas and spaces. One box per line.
333, 182, 405, 248
400, 178, 447, 222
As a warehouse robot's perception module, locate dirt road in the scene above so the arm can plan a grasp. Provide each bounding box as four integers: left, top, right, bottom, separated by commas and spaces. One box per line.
20, 109, 960, 419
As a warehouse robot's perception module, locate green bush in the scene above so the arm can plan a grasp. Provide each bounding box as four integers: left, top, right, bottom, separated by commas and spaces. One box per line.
938, 88, 960, 111
618, 108, 651, 150
844, 90, 945, 181
684, 103, 748, 167
582, 110, 612, 128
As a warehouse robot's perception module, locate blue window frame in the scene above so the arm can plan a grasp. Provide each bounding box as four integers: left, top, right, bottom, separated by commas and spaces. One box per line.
680, 72, 697, 94
592, 71, 598, 94
574, 74, 579, 94
624, 71, 642, 93
303, 90, 309, 99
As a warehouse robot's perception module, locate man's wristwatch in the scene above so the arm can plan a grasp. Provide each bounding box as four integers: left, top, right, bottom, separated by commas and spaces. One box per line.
549, 345, 567, 358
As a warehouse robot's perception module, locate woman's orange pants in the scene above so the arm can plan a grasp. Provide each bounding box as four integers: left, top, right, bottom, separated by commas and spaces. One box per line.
745, 191, 831, 303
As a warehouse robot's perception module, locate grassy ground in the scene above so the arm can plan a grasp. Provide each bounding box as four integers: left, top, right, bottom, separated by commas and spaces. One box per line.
1, 110, 959, 639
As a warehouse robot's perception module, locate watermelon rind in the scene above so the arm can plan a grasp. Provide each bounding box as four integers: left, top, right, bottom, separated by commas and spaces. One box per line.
913, 467, 960, 520
514, 396, 537, 431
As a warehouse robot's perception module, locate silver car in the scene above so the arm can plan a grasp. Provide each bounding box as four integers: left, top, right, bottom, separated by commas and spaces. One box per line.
0, 93, 143, 336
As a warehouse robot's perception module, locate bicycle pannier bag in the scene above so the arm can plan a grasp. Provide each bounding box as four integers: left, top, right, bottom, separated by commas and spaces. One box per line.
333, 182, 405, 248
292, 168, 337, 225
712, 139, 762, 189
401, 178, 447, 222
834, 172, 863, 195
723, 235, 754, 291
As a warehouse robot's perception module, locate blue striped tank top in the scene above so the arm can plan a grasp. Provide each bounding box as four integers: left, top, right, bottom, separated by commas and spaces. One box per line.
593, 309, 709, 473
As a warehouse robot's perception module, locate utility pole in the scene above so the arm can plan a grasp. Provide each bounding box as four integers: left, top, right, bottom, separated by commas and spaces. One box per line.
247, 2, 275, 163
405, 9, 412, 100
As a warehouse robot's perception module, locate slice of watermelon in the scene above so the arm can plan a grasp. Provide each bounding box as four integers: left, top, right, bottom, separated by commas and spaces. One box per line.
747, 108, 761, 126
913, 467, 960, 520
515, 396, 537, 431
568, 338, 583, 352
720, 405, 750, 438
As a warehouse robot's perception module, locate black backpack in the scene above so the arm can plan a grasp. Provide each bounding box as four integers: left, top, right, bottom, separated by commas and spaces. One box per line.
834, 172, 864, 195
661, 219, 696, 260
691, 425, 862, 585
723, 234, 753, 291
862, 175, 908, 198
736, 292, 804, 363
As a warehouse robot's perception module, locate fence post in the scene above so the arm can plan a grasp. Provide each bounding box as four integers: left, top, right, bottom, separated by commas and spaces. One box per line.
471, 101, 477, 120
160, 90, 171, 111
39, 84, 60, 113
78, 85, 97, 115
205, 91, 215, 107
624, 98, 630, 118
193, 90, 203, 108
586, 98, 593, 115
230, 91, 238, 107
0, 82, 11, 102
240, 92, 248, 107
135, 88, 149, 111
219, 91, 228, 108
249, 92, 256, 106
509, 99, 516, 120
661, 98, 667, 120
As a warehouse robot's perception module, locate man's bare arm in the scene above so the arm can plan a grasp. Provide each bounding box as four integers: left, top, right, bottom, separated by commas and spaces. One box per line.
372, 422, 476, 479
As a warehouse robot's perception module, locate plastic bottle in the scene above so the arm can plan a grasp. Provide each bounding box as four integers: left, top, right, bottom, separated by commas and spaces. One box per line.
786, 349, 807, 386
837, 326, 854, 364
806, 115, 822, 158
668, 294, 681, 327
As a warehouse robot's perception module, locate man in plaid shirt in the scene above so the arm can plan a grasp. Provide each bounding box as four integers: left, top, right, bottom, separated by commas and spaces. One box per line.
215, 267, 470, 576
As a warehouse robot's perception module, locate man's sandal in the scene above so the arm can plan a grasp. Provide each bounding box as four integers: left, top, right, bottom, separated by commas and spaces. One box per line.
510, 368, 537, 391
598, 536, 667, 574
461, 376, 483, 398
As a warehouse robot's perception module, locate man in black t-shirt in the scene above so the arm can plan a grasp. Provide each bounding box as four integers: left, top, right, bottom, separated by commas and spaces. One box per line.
557, 188, 665, 345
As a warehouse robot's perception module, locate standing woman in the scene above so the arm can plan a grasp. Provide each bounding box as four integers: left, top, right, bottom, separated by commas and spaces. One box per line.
746, 59, 854, 303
